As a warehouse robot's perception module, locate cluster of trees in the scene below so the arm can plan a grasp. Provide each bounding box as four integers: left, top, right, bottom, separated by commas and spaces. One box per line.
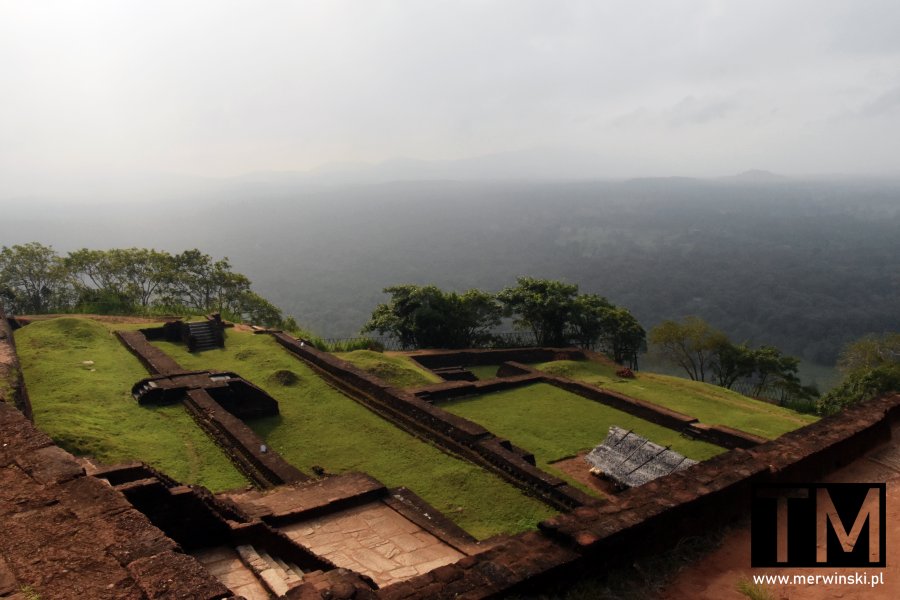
362, 285, 501, 349
648, 316, 819, 406
0, 242, 288, 327
817, 333, 900, 415
362, 276, 646, 367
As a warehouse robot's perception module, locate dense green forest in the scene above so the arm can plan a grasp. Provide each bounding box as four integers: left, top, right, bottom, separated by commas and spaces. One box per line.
0, 244, 290, 328
2, 177, 897, 370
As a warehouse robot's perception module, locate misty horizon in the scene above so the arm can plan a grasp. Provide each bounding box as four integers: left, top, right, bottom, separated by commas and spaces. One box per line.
3, 1, 900, 200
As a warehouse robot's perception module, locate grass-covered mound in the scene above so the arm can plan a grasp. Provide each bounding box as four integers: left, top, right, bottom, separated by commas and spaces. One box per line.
534, 360, 817, 439
334, 350, 442, 388
267, 369, 302, 386
443, 383, 724, 478
14, 317, 249, 491
153, 331, 556, 539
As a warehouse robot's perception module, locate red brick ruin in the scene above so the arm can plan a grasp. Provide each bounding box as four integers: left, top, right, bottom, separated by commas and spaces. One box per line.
2, 309, 899, 599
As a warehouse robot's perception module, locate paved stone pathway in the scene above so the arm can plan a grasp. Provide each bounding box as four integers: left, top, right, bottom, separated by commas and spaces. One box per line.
281, 502, 464, 588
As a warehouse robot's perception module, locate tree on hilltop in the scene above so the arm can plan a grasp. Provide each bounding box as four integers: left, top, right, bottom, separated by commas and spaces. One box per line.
362, 284, 501, 349
595, 305, 646, 370
649, 316, 728, 382
67, 247, 173, 311
497, 277, 578, 347
651, 316, 818, 405
817, 333, 900, 415
0, 242, 72, 314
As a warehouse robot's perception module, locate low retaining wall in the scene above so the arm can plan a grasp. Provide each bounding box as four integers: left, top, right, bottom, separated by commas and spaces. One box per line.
274, 333, 593, 510
117, 330, 184, 375
227, 473, 390, 526
410, 372, 544, 403
685, 422, 767, 449
543, 374, 699, 430
0, 308, 32, 420
379, 391, 900, 599
385, 487, 482, 556
408, 347, 587, 370
414, 360, 766, 451
184, 388, 308, 488
545, 374, 767, 449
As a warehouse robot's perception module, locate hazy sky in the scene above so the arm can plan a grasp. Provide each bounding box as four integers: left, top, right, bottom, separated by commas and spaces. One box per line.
2, 0, 899, 194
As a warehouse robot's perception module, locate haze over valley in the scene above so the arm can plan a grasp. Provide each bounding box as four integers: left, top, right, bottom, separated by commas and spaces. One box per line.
2, 171, 897, 382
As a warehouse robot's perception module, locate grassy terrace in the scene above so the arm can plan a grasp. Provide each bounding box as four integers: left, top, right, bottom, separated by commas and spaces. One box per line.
153, 330, 557, 539
334, 350, 442, 388
533, 360, 817, 439
15, 318, 249, 491
466, 364, 504, 381
442, 383, 725, 485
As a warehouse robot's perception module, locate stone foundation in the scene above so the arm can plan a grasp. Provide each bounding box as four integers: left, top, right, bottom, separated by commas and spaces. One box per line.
5, 315, 899, 599
274, 333, 593, 511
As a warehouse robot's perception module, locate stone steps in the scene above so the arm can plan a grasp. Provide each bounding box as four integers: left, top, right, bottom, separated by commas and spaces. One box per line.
235, 544, 304, 597
188, 321, 221, 351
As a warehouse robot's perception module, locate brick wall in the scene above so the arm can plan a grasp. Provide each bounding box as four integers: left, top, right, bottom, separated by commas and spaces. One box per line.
0, 308, 32, 420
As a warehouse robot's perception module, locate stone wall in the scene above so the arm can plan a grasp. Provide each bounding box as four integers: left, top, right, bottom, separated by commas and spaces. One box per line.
0, 308, 31, 420
413, 360, 766, 450
543, 371, 767, 449
410, 372, 544, 403
118, 330, 184, 375
183, 388, 309, 488
408, 347, 586, 370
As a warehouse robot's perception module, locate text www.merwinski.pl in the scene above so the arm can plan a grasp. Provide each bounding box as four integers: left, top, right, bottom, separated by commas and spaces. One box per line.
753, 572, 885, 588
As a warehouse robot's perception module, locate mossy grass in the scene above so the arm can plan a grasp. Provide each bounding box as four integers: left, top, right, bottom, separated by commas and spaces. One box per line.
534, 360, 817, 439
14, 317, 249, 491
152, 330, 557, 538
334, 350, 442, 388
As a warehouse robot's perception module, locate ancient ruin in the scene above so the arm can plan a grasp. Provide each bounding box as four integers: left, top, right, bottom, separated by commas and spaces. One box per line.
2, 308, 899, 599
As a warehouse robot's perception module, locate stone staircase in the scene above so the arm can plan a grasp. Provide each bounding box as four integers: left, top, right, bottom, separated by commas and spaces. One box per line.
235, 545, 305, 597
193, 544, 305, 599
187, 320, 222, 352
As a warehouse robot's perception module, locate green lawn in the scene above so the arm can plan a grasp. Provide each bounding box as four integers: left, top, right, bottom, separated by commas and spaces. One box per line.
152, 331, 557, 539
533, 360, 817, 439
14, 317, 249, 491
334, 350, 442, 388
443, 383, 725, 478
